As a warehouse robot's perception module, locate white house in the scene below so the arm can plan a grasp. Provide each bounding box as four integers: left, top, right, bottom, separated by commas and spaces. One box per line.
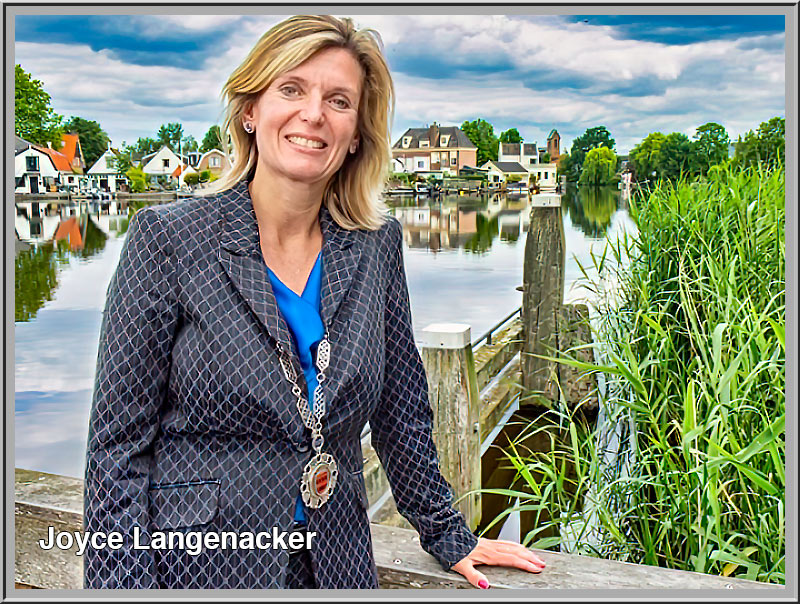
499, 142, 540, 168
141, 146, 185, 179
87, 148, 129, 193
480, 161, 530, 186
497, 141, 557, 192
15, 136, 59, 194
530, 164, 558, 192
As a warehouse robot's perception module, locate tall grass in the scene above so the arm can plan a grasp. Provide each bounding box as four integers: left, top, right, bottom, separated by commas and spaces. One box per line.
485, 161, 785, 583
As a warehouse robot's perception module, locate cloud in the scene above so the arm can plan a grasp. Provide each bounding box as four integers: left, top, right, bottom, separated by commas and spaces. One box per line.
14, 13, 786, 153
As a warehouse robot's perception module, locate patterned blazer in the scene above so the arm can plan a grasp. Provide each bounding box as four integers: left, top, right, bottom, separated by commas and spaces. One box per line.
83, 179, 478, 589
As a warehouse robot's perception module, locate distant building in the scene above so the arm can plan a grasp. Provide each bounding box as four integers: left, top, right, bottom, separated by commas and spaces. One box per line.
87, 148, 129, 192
196, 149, 230, 177
499, 142, 540, 168
60, 133, 87, 174
14, 136, 59, 194
492, 135, 558, 191
141, 146, 186, 179
547, 129, 561, 161
392, 122, 477, 175
480, 161, 530, 186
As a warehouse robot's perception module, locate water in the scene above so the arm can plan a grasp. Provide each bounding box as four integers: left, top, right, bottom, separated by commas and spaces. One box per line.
14, 186, 632, 478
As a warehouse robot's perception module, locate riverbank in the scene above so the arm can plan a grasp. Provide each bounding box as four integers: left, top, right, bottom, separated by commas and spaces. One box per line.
491, 161, 785, 584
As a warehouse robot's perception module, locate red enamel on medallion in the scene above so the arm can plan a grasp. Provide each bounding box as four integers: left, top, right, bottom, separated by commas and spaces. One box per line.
314, 467, 329, 496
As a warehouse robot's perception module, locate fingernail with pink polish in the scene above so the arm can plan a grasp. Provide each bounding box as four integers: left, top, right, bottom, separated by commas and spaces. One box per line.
478, 579, 489, 589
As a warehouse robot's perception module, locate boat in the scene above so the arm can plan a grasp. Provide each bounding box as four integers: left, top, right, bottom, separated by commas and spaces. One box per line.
385, 186, 415, 195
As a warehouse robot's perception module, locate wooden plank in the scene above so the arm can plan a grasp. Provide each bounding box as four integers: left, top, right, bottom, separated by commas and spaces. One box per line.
14, 470, 781, 591
478, 353, 521, 445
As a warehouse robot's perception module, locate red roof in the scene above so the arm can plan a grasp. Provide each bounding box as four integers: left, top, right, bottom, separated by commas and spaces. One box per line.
171, 164, 191, 178
60, 133, 83, 166
35, 145, 73, 172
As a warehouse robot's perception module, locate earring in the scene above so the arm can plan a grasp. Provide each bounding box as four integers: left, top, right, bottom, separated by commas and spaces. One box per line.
243, 122, 254, 134
350, 141, 359, 153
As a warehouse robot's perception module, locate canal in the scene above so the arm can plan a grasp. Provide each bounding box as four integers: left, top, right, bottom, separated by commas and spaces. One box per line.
14, 185, 633, 478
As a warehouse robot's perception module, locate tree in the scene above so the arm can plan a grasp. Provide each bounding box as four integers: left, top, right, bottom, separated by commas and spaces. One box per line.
498, 128, 523, 144
64, 116, 109, 169
564, 126, 616, 182
692, 122, 730, 176
125, 166, 147, 193
541, 152, 551, 163
755, 116, 785, 167
182, 135, 198, 153
201, 125, 223, 152
461, 118, 499, 165
157, 122, 184, 151
629, 132, 666, 182
556, 150, 570, 179
15, 64, 63, 147
578, 147, 618, 186
657, 132, 694, 182
732, 116, 784, 170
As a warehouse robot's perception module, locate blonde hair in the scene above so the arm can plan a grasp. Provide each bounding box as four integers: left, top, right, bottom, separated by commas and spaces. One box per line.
203, 15, 395, 231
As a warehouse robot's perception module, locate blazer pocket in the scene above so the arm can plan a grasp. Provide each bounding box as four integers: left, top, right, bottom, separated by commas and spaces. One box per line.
149, 480, 221, 530
348, 469, 370, 511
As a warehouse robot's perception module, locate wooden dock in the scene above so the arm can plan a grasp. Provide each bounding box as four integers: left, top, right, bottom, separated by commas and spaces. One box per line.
14, 469, 779, 590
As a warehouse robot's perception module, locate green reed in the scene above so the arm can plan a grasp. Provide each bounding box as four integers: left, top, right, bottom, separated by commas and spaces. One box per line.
483, 161, 785, 583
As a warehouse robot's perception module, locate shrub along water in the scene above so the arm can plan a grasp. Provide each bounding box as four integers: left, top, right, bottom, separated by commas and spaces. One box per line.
488, 161, 785, 584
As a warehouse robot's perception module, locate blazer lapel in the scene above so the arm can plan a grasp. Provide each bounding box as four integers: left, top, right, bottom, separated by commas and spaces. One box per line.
318, 205, 363, 329
216, 180, 295, 355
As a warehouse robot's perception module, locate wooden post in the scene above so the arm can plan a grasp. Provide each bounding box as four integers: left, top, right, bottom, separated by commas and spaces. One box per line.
420, 323, 481, 530
521, 206, 566, 404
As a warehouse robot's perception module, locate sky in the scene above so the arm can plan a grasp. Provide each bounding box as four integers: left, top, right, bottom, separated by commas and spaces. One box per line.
14, 12, 786, 155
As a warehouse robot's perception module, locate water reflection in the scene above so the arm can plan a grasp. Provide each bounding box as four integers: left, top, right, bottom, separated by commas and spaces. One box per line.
14, 188, 630, 478
14, 200, 131, 322
561, 185, 619, 239
388, 192, 533, 254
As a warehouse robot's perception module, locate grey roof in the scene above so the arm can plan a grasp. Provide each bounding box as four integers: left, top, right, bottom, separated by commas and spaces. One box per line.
490, 161, 527, 173
15, 135, 33, 155
392, 125, 476, 150
523, 143, 537, 155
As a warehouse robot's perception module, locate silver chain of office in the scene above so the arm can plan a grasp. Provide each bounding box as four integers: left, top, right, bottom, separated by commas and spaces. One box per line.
277, 335, 338, 508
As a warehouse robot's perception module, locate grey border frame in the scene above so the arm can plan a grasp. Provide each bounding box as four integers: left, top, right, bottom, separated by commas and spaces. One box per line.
5, 2, 797, 601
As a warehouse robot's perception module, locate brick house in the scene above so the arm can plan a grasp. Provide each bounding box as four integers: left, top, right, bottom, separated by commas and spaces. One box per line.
392, 122, 477, 174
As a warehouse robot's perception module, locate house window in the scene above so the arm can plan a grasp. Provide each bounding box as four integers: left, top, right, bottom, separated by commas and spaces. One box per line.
210, 156, 220, 167
431, 152, 439, 163
420, 140, 429, 148
530, 158, 536, 165
106, 157, 115, 169
163, 159, 170, 168
402, 136, 412, 148
26, 156, 39, 172
15, 176, 24, 188
417, 160, 424, 168
450, 156, 456, 166
440, 134, 450, 146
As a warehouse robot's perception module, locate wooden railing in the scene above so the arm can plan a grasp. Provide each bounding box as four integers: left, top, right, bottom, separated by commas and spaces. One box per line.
14, 469, 780, 591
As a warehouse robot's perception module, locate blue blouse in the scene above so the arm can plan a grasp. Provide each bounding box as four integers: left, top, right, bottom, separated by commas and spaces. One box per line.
265, 250, 324, 524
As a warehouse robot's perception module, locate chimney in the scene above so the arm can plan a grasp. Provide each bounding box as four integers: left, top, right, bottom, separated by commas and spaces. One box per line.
429, 121, 440, 147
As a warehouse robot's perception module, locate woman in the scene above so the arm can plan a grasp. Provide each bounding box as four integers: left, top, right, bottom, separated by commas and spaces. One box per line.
84, 14, 545, 589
